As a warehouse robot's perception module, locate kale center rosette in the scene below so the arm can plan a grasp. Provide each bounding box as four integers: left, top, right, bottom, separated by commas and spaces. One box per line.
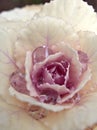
29, 46, 89, 104
9, 17, 91, 112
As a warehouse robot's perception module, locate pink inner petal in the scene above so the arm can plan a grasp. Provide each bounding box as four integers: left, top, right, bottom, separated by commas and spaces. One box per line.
39, 88, 58, 104
10, 71, 29, 94
78, 50, 89, 72
46, 62, 68, 85
32, 46, 53, 64
78, 50, 89, 63
43, 68, 54, 84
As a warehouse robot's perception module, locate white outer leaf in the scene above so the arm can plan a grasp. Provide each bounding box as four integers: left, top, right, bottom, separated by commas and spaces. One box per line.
0, 97, 49, 130
39, 0, 97, 34
0, 5, 42, 21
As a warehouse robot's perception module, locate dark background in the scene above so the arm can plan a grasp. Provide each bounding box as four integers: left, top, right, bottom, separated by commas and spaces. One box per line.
0, 0, 97, 12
